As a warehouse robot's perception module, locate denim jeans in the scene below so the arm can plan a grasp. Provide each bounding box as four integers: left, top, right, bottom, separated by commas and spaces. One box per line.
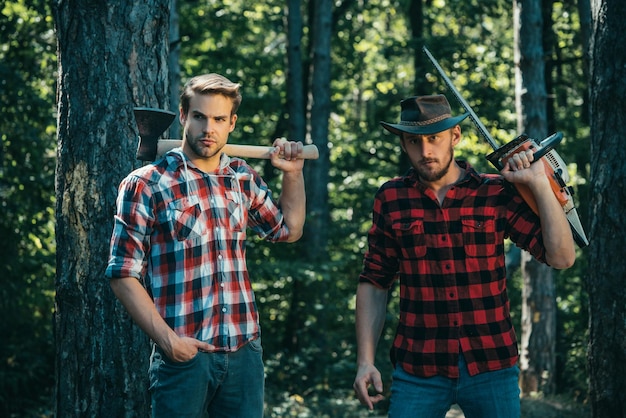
388, 354, 520, 418
148, 338, 265, 418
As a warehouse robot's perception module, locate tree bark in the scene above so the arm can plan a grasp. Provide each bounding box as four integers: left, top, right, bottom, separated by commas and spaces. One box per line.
409, 0, 426, 94
286, 0, 306, 145
588, 0, 626, 416
305, 0, 332, 262
514, 0, 557, 396
404, 0, 427, 173
52, 1, 170, 416
168, 0, 181, 138
281, 0, 307, 353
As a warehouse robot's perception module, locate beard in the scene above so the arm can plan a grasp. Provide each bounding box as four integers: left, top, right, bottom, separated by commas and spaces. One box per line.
414, 145, 454, 182
184, 131, 223, 159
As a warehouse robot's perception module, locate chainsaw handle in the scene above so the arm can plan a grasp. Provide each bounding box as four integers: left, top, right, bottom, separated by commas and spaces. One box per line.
532, 132, 563, 161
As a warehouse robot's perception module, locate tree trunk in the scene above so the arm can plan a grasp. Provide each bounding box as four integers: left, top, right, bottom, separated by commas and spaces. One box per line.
286, 0, 306, 145
404, 0, 427, 173
305, 0, 332, 262
168, 0, 181, 138
514, 0, 557, 396
588, 1, 626, 416
519, 252, 557, 395
52, 1, 170, 416
281, 0, 307, 353
409, 0, 426, 95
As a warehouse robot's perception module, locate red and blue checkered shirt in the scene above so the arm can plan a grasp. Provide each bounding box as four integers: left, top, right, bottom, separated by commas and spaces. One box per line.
106, 150, 290, 351
360, 162, 547, 378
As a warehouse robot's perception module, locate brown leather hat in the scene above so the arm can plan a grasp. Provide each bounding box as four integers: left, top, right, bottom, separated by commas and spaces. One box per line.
381, 94, 469, 136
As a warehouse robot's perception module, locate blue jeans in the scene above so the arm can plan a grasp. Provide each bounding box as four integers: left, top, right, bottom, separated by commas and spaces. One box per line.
148, 339, 265, 418
388, 354, 520, 418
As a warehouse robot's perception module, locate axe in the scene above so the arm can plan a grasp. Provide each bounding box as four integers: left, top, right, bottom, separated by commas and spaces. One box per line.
134, 107, 319, 161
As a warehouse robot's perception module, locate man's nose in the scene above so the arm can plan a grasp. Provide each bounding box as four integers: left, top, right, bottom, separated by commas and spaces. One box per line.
419, 139, 434, 156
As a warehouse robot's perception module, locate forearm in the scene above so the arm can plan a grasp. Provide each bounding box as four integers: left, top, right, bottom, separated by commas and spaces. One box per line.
355, 282, 388, 366
501, 150, 576, 268
278, 170, 306, 242
528, 177, 576, 268
110, 277, 178, 350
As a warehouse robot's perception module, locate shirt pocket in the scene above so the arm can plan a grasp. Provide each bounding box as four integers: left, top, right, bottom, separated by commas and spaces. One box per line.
167, 197, 203, 241
461, 215, 496, 257
392, 219, 427, 259
223, 190, 246, 232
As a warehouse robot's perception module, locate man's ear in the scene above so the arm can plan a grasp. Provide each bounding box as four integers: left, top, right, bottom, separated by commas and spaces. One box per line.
451, 125, 462, 147
399, 135, 407, 153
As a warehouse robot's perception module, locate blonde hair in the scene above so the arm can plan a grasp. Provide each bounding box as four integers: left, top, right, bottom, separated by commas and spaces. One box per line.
180, 73, 242, 116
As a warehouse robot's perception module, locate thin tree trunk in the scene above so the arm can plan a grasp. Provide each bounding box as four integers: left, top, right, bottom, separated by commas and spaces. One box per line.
303, 0, 333, 379
305, 0, 332, 262
168, 0, 181, 138
52, 1, 170, 416
286, 0, 306, 145
404, 0, 426, 173
514, 0, 557, 396
281, 0, 307, 353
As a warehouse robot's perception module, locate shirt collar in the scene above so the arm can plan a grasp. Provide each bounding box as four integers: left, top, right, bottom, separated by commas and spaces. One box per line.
403, 160, 482, 187
165, 148, 233, 174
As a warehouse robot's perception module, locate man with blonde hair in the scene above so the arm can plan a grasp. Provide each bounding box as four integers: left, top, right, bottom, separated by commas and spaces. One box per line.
107, 73, 306, 417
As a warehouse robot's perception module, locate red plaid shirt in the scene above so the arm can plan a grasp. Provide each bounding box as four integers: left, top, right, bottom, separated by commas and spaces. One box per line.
106, 150, 289, 351
360, 162, 547, 378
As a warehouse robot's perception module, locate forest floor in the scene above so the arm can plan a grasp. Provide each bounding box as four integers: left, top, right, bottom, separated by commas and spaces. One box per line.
264, 391, 591, 417
443, 395, 590, 418
28, 390, 591, 418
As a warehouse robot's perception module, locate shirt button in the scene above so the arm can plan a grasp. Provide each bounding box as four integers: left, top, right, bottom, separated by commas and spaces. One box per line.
222, 307, 227, 313
449, 292, 455, 298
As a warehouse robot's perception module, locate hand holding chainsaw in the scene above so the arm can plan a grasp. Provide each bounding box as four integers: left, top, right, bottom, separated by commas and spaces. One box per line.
500, 148, 545, 183
423, 46, 589, 247
500, 147, 576, 266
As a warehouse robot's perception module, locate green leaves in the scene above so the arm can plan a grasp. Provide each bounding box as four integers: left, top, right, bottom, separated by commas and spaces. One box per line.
0, 0, 56, 415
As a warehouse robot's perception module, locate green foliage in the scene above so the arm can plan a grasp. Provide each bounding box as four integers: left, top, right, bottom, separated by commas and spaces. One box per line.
3, 0, 592, 415
179, 0, 289, 145
0, 0, 57, 415
554, 250, 589, 401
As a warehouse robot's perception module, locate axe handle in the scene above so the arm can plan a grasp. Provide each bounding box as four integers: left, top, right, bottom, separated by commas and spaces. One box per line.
155, 140, 319, 160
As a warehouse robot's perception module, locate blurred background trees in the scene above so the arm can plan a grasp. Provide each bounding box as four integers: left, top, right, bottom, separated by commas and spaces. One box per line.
0, 0, 56, 415
1, 0, 605, 416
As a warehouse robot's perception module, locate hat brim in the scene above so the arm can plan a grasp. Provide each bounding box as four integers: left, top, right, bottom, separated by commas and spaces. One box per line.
380, 113, 469, 136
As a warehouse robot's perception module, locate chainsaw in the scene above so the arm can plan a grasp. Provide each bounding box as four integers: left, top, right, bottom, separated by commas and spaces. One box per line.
423, 46, 589, 248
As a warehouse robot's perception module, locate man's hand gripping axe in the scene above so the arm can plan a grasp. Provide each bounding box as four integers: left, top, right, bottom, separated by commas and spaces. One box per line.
423, 46, 589, 248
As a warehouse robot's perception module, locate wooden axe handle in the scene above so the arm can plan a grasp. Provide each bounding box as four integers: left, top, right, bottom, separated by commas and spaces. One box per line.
155, 139, 319, 160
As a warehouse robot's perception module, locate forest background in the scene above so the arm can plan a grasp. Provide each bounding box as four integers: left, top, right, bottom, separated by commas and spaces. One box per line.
0, 0, 614, 416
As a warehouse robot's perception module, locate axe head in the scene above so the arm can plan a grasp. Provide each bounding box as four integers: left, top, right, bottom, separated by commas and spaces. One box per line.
134, 107, 176, 161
